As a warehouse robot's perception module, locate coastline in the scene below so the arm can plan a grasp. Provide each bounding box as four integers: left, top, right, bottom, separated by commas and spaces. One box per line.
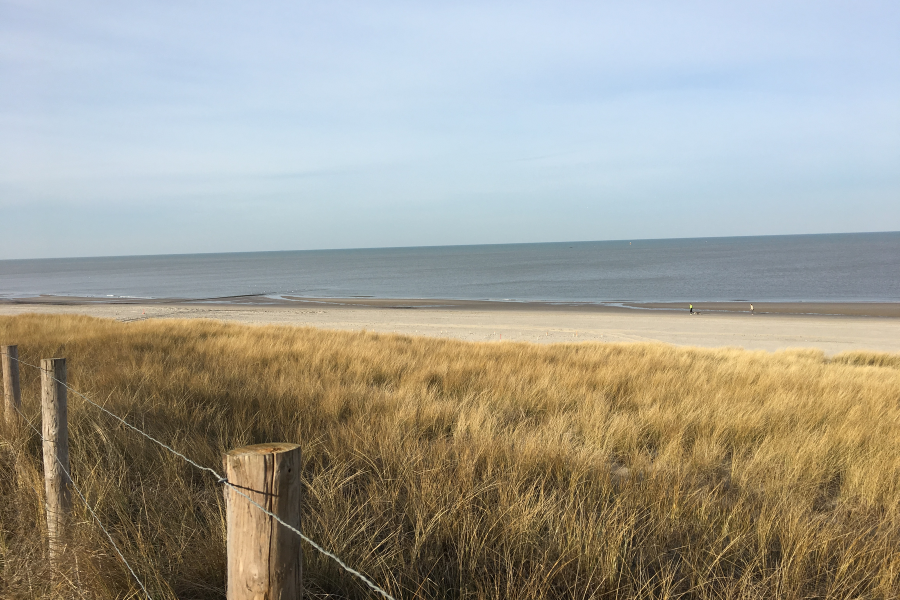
2, 296, 899, 355
3, 294, 900, 318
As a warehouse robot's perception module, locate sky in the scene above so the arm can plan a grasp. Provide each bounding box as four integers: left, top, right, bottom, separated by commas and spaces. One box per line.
1, 1, 898, 259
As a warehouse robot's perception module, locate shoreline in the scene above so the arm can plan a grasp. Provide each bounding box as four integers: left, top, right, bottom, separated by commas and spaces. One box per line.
3, 295, 900, 318
2, 296, 900, 355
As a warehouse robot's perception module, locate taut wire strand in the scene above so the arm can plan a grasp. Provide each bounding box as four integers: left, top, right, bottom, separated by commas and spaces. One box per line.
6, 352, 398, 600
8, 355, 223, 481
12, 403, 153, 599
220, 480, 397, 600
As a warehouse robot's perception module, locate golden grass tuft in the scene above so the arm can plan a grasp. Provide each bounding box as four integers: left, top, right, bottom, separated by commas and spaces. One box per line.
1, 313, 899, 599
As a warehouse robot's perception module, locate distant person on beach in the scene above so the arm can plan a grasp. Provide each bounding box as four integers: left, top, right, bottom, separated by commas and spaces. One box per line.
689, 304, 693, 315
750, 303, 754, 315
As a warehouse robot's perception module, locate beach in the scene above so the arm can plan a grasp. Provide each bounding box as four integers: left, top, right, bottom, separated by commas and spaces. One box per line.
4, 311, 899, 597
2, 297, 898, 354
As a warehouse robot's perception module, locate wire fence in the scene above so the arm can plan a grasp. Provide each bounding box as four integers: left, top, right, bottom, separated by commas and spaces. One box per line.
11, 401, 153, 598
2, 349, 397, 600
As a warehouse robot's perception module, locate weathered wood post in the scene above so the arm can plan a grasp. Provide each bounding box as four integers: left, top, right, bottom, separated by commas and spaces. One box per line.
41, 358, 71, 564
2, 345, 21, 425
224, 443, 303, 600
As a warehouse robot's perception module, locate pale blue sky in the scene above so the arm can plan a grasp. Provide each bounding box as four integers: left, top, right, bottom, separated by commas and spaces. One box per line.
1, 1, 898, 259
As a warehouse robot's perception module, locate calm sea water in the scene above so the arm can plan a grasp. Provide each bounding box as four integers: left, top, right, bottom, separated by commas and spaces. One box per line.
1, 232, 898, 303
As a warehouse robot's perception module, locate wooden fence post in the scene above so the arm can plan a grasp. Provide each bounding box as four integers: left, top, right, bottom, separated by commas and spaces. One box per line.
224, 443, 303, 600
41, 358, 71, 564
2, 345, 21, 425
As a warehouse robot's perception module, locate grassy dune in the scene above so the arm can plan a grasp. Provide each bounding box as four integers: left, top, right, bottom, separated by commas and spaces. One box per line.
1, 314, 900, 599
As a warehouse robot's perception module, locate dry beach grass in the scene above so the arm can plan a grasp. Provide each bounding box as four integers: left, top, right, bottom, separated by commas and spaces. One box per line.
1, 314, 900, 599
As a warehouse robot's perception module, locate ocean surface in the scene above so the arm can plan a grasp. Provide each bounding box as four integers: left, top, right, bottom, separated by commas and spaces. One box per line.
1, 232, 898, 303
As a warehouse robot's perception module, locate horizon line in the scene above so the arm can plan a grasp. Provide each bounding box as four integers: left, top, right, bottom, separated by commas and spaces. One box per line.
3, 229, 898, 263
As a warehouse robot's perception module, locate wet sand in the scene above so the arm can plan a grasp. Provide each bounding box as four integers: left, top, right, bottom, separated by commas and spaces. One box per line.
1, 297, 898, 355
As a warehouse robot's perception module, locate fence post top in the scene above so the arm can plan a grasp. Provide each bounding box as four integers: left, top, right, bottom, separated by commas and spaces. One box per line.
226, 443, 300, 458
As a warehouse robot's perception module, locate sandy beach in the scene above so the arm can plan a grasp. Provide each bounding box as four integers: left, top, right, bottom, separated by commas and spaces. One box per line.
2, 297, 898, 354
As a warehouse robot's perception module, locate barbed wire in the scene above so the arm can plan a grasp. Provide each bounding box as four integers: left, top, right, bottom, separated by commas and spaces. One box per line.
4, 350, 397, 600
11, 402, 153, 599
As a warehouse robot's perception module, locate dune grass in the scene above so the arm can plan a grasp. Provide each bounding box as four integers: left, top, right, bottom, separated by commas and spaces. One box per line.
1, 313, 899, 599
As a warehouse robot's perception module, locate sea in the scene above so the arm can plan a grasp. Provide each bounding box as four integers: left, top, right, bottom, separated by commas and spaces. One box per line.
1, 232, 898, 304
